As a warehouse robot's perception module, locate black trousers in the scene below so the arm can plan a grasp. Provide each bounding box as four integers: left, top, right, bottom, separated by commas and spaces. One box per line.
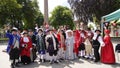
9, 48, 20, 60
32, 46, 37, 61
21, 56, 31, 64
93, 45, 100, 61
49, 50, 58, 56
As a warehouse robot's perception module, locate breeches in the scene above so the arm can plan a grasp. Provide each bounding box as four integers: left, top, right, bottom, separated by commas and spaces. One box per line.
49, 50, 58, 56
85, 45, 92, 55
9, 48, 20, 60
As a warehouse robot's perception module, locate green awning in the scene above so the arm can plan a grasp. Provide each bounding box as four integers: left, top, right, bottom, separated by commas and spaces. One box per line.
102, 9, 120, 22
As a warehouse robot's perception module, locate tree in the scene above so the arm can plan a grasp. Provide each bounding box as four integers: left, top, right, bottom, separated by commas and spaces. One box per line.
0, 0, 22, 27
35, 12, 44, 26
18, 0, 40, 29
68, 0, 120, 25
0, 0, 43, 29
50, 6, 74, 29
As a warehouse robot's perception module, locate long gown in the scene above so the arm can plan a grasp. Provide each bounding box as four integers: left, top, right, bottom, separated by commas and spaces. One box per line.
65, 36, 74, 60
74, 30, 80, 56
20, 37, 32, 64
101, 35, 116, 64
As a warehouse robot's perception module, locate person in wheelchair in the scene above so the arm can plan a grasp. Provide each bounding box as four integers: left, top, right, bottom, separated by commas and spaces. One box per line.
115, 44, 120, 53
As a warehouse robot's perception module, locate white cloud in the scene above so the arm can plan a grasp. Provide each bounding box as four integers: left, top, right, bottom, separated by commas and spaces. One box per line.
38, 0, 70, 16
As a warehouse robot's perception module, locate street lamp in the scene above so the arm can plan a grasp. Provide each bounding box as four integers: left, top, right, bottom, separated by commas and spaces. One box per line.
44, 0, 48, 24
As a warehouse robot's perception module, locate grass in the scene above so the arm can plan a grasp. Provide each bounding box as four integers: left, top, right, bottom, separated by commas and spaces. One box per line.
0, 38, 8, 41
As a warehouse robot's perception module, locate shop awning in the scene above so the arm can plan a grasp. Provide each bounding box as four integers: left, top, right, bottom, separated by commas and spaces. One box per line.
102, 9, 120, 22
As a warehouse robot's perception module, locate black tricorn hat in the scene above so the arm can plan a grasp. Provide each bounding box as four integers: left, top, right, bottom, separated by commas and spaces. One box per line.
38, 28, 43, 32
95, 29, 101, 33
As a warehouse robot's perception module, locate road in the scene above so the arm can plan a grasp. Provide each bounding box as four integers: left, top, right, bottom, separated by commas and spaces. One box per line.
0, 43, 120, 68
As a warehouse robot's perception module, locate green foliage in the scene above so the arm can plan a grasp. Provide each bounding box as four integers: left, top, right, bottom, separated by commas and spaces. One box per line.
0, 0, 22, 27
0, 0, 43, 29
0, 38, 8, 41
35, 12, 44, 26
50, 6, 74, 29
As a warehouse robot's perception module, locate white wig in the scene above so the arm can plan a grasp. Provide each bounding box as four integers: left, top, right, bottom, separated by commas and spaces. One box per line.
65, 29, 73, 38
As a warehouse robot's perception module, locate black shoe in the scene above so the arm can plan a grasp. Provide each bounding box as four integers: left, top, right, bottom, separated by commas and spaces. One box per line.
78, 56, 82, 58
90, 58, 94, 61
15, 63, 20, 67
39, 59, 42, 62
11, 63, 15, 68
54, 61, 58, 64
2, 49, 7, 52
50, 61, 54, 64
23, 62, 28, 65
59, 60, 62, 62
81, 56, 85, 59
41, 59, 45, 63
44, 59, 46, 62
85, 57, 89, 60
60, 58, 64, 60
94, 60, 99, 62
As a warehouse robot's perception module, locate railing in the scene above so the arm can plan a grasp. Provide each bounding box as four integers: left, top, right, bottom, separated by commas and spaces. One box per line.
0, 33, 6, 38
0, 33, 8, 45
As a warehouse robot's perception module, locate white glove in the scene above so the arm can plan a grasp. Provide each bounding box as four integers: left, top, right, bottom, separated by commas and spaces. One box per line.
22, 44, 25, 47
32, 43, 36, 46
101, 43, 105, 47
30, 48, 32, 51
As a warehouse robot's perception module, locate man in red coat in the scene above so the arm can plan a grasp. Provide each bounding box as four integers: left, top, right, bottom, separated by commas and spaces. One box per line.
78, 29, 86, 58
20, 32, 32, 64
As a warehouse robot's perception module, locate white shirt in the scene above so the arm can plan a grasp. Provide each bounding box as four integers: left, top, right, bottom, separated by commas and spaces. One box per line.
93, 33, 105, 47
23, 37, 29, 43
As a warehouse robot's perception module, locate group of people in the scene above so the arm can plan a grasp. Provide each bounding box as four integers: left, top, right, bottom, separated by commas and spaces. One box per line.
4, 25, 116, 68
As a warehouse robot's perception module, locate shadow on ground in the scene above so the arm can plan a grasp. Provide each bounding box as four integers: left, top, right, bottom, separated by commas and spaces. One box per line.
18, 59, 84, 68
110, 63, 120, 68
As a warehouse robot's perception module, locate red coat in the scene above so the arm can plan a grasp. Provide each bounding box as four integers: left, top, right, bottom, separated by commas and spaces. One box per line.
86, 31, 94, 40
57, 33, 65, 49
101, 35, 116, 64
57, 33, 61, 44
20, 37, 32, 57
74, 30, 80, 55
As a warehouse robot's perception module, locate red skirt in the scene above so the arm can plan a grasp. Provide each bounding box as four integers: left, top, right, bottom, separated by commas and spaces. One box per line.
101, 43, 116, 64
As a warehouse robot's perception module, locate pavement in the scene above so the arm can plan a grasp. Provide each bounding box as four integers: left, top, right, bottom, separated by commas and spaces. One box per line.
0, 42, 120, 68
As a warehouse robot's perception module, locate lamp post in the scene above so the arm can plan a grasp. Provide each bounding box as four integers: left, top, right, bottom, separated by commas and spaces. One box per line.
44, 0, 48, 24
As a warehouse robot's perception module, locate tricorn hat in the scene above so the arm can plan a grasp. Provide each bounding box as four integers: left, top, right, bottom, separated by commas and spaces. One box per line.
95, 29, 101, 33
11, 27, 18, 32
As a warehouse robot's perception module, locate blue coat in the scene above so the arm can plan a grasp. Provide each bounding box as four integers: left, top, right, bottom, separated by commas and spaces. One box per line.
6, 32, 20, 53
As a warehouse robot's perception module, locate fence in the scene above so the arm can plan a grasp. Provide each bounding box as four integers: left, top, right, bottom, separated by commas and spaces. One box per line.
0, 33, 6, 38
0, 29, 8, 44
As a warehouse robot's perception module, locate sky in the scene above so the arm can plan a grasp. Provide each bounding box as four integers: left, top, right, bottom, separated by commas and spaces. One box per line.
38, 0, 70, 16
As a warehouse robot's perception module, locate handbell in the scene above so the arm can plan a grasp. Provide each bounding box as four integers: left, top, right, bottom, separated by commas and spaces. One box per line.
24, 44, 28, 47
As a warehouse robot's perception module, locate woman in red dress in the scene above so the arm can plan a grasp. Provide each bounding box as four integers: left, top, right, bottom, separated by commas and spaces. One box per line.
20, 32, 32, 64
74, 29, 80, 57
101, 29, 116, 64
